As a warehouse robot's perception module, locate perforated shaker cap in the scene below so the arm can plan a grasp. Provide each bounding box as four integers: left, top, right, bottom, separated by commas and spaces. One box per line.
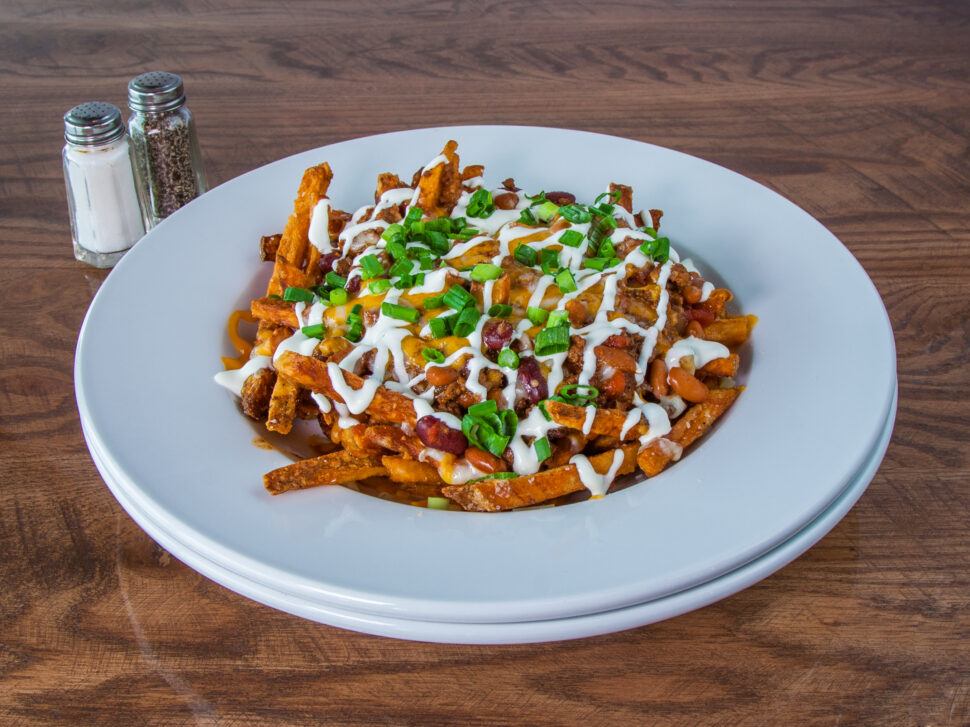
63, 102, 126, 146
127, 71, 186, 113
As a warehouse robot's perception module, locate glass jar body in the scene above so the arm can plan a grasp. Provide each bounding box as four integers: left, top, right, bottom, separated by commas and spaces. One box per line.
128, 105, 207, 229
62, 135, 145, 267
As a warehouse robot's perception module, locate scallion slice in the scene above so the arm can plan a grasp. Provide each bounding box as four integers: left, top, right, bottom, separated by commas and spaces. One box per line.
426, 496, 451, 510
558, 229, 584, 247
422, 348, 446, 364
442, 285, 476, 311
487, 303, 513, 317
300, 323, 326, 338
423, 292, 447, 309
385, 240, 406, 261
329, 288, 348, 305
535, 200, 559, 222
388, 257, 413, 279
467, 189, 495, 218
526, 306, 549, 325
404, 206, 423, 226
359, 254, 385, 279
514, 243, 538, 267
534, 325, 570, 356
381, 302, 419, 323
283, 286, 314, 303
547, 309, 570, 328
555, 268, 577, 294
539, 248, 560, 276
497, 349, 519, 369
557, 204, 592, 223
428, 314, 455, 339
534, 436, 551, 463
470, 263, 503, 282
558, 383, 599, 405
468, 400, 498, 417
325, 271, 347, 289
451, 306, 481, 337
368, 279, 391, 294
345, 322, 364, 343
467, 472, 517, 484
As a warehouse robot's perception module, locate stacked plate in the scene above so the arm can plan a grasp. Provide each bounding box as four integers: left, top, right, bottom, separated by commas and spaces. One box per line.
75, 126, 897, 644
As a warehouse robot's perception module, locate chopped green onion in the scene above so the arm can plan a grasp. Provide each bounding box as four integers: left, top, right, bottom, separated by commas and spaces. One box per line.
404, 206, 423, 226
537, 400, 552, 421
381, 302, 420, 323
422, 348, 446, 364
527, 306, 549, 325
428, 314, 455, 339
487, 303, 513, 317
426, 496, 451, 509
497, 349, 519, 369
283, 286, 314, 303
368, 279, 391, 294
608, 257, 622, 268
514, 244, 538, 267
329, 288, 348, 305
423, 293, 447, 309
466, 189, 495, 218
301, 323, 326, 338
345, 322, 364, 343
539, 248, 560, 275
467, 472, 517, 484
535, 325, 570, 356
382, 223, 405, 244
424, 230, 450, 254
388, 257, 413, 279
268, 293, 282, 300
559, 229, 584, 247
470, 263, 503, 282
468, 400, 498, 417
547, 309, 570, 328
385, 240, 406, 261
558, 204, 592, 223
451, 306, 481, 337
462, 404, 518, 458
589, 214, 617, 249
442, 285, 476, 311
518, 207, 539, 225
533, 436, 551, 463
558, 383, 599, 405
535, 200, 559, 222
641, 226, 657, 238
325, 271, 347, 289
359, 254, 385, 279
639, 236, 670, 263
594, 190, 622, 205
598, 239, 616, 259
555, 268, 577, 294
350, 303, 363, 316
583, 257, 610, 271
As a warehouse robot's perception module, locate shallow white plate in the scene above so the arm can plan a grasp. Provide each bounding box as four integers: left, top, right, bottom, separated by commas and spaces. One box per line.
86, 389, 895, 643
75, 125, 896, 624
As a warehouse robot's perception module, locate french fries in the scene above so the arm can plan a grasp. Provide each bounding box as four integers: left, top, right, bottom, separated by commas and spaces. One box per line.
220, 141, 752, 510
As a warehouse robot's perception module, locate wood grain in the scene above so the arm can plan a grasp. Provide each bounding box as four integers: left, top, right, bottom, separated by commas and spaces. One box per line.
1, 1, 968, 724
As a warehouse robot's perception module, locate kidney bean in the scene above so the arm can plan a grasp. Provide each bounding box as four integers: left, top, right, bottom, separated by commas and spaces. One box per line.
465, 447, 506, 473
602, 370, 626, 399
493, 192, 518, 210
685, 306, 715, 326
668, 367, 709, 403
425, 365, 459, 387
545, 191, 575, 206
415, 415, 468, 455
482, 318, 514, 350
516, 356, 548, 404
603, 333, 629, 348
345, 275, 362, 297
317, 251, 339, 275
649, 358, 669, 397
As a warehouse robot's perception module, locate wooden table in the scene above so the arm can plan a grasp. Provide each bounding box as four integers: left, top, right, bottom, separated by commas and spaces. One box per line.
2, 1, 968, 724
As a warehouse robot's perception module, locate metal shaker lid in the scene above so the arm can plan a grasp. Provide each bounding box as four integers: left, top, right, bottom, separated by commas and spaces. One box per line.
63, 102, 126, 146
127, 71, 186, 113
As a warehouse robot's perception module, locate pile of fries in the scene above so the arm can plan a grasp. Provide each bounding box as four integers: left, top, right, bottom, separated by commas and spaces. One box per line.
216, 141, 754, 511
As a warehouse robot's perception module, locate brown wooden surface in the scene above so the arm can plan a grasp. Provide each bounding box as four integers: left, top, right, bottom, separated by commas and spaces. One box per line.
2, 1, 968, 724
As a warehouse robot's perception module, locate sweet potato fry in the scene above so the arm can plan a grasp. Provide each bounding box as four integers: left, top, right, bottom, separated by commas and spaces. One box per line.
637, 387, 741, 477
264, 450, 388, 495
702, 316, 755, 349
544, 400, 648, 441
268, 162, 333, 296
382, 456, 444, 485
442, 444, 639, 512
274, 351, 418, 427
266, 373, 299, 434
698, 354, 740, 378
364, 426, 424, 458
413, 140, 460, 217
240, 367, 275, 420
251, 296, 299, 328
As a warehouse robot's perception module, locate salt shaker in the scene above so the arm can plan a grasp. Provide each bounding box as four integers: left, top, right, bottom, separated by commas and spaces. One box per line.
62, 102, 146, 268
127, 71, 207, 228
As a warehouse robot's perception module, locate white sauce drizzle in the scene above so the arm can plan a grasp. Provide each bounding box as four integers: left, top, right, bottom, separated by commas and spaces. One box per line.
214, 355, 272, 397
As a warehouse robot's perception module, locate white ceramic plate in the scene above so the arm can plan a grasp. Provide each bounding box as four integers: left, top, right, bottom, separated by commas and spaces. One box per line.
75, 126, 897, 624
84, 389, 895, 643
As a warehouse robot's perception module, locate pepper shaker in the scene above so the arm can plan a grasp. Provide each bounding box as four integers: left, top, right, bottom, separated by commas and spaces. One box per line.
62, 102, 146, 267
127, 71, 207, 228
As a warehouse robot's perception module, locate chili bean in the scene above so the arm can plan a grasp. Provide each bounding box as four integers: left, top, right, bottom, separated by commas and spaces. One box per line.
465, 446, 506, 473
686, 320, 705, 339
595, 345, 637, 373
415, 415, 467, 455
650, 358, 669, 397
493, 192, 518, 210
686, 306, 715, 326
545, 191, 575, 206
683, 283, 703, 304
345, 275, 362, 297
516, 356, 548, 403
603, 333, 629, 348
426, 366, 458, 387
317, 251, 339, 275
668, 366, 709, 403
602, 370, 626, 398
482, 318, 514, 350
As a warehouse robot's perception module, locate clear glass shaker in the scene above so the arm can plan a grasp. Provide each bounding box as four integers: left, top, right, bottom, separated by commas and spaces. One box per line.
127, 71, 208, 228
62, 102, 146, 268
